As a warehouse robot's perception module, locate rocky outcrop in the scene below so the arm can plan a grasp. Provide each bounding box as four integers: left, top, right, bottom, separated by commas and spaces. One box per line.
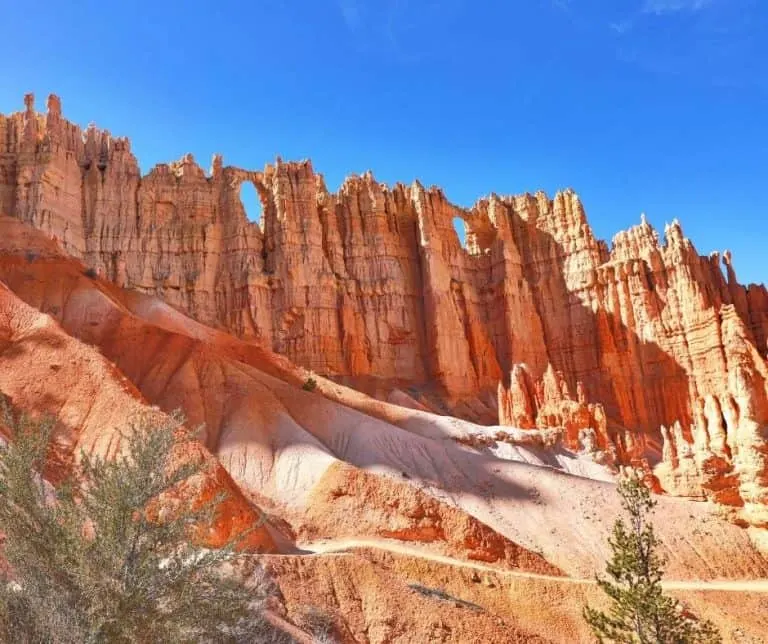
0, 279, 276, 552
497, 364, 617, 461
2, 94, 768, 524
653, 306, 768, 525
2, 212, 768, 579
300, 462, 564, 571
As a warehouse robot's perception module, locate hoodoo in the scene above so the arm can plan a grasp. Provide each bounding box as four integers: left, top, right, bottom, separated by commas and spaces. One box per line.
2, 94, 768, 530
1, 91, 768, 641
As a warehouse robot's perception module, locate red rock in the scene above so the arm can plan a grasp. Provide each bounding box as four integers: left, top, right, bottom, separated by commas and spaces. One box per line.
0, 278, 276, 552
2, 94, 768, 526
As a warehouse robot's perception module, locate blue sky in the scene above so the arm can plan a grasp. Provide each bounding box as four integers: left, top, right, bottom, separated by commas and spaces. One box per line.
1, 0, 766, 283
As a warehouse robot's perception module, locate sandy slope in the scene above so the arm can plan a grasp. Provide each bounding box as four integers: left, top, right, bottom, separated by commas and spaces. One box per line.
264, 548, 768, 643
0, 214, 767, 640
0, 279, 275, 551
0, 215, 765, 577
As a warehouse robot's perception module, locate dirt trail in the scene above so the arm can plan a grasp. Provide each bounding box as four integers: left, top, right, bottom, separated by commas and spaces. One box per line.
296, 538, 768, 593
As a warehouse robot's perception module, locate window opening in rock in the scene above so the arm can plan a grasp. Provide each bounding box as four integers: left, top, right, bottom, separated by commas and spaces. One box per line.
240, 182, 263, 228
452, 217, 467, 248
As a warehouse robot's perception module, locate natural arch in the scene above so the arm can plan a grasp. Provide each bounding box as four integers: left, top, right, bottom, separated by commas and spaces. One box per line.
452, 217, 467, 248
239, 181, 263, 228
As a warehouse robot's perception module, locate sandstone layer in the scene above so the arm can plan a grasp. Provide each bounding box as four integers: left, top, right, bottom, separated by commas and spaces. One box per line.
1, 95, 768, 525
0, 215, 765, 582
0, 273, 275, 552
1, 212, 768, 641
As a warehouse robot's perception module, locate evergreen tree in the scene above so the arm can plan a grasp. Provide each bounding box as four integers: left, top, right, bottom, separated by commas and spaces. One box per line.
0, 401, 288, 643
584, 472, 721, 643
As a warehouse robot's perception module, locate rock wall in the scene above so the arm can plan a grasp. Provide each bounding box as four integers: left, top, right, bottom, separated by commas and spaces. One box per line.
1, 94, 767, 523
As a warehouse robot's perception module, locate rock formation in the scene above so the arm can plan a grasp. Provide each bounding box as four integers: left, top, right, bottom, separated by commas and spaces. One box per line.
2, 214, 766, 581
497, 363, 616, 460
2, 94, 768, 525
0, 278, 275, 552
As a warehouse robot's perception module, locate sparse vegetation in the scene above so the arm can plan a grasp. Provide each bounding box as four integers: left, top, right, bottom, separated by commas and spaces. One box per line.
303, 376, 318, 392
0, 400, 284, 643
83, 266, 98, 279
584, 472, 722, 643
295, 605, 339, 644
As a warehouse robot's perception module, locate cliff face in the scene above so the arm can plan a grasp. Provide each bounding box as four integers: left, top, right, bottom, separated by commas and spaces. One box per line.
2, 94, 768, 524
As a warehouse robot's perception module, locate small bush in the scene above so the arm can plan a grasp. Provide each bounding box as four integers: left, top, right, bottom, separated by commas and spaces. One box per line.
0, 401, 283, 642
83, 267, 97, 279
302, 376, 317, 392
295, 606, 339, 643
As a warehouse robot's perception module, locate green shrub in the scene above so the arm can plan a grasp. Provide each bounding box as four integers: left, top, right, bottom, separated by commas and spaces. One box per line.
295, 605, 339, 643
0, 401, 285, 643
584, 472, 721, 643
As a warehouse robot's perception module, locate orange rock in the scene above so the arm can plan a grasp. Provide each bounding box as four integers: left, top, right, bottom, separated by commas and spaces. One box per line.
498, 363, 615, 463
1, 212, 767, 588
3, 95, 768, 527
0, 277, 276, 552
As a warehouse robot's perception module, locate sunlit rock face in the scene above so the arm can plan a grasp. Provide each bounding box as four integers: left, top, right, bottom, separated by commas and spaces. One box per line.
2, 94, 768, 525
